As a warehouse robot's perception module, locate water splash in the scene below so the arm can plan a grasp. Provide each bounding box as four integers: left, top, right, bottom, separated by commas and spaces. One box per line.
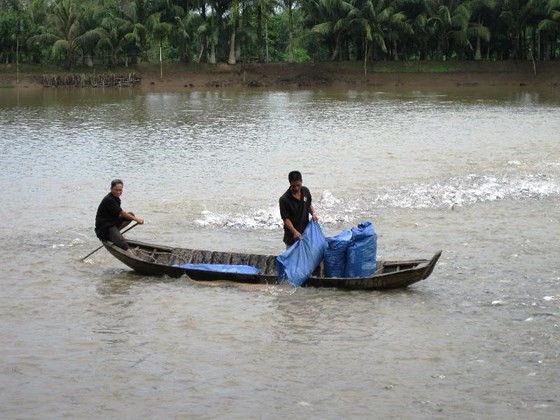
194, 207, 281, 230
193, 173, 560, 229
375, 173, 559, 209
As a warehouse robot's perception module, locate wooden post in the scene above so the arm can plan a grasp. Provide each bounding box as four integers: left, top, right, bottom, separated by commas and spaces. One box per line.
16, 37, 19, 84
160, 44, 163, 81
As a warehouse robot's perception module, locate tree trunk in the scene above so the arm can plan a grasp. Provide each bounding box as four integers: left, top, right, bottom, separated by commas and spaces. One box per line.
257, 5, 264, 62
330, 35, 340, 61
475, 36, 481, 60
197, 41, 205, 63
228, 30, 236, 64
141, 33, 149, 62
329, 46, 339, 61
265, 21, 269, 63
287, 7, 294, 63
363, 37, 368, 77
16, 37, 19, 83
159, 44, 163, 81
228, 1, 238, 65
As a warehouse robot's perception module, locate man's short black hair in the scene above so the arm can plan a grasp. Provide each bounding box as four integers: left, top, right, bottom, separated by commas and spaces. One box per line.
288, 171, 302, 183
111, 179, 123, 188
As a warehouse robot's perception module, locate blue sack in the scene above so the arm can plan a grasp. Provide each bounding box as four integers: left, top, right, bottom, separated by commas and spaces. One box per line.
324, 229, 352, 277
173, 263, 260, 274
345, 221, 377, 278
276, 220, 327, 286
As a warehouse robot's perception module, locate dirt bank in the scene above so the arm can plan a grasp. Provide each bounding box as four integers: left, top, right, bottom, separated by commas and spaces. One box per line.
139, 61, 560, 91
2, 61, 560, 91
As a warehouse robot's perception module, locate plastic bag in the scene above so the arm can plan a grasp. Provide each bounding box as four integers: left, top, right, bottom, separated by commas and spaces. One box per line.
324, 229, 352, 277
345, 221, 377, 278
276, 220, 327, 286
173, 263, 260, 274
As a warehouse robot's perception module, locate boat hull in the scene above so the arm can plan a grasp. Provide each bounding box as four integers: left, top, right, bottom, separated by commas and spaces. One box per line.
103, 239, 441, 291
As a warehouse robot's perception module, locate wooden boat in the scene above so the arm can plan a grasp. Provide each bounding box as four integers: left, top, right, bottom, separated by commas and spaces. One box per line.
103, 239, 442, 291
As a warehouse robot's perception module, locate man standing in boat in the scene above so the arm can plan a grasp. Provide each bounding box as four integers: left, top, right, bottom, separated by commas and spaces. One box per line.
95, 179, 144, 256
279, 171, 319, 248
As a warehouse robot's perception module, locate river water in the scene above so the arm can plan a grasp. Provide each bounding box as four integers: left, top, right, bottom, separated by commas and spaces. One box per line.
1, 85, 559, 419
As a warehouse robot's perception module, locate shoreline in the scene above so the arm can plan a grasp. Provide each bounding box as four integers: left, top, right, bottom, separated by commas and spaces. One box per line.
2, 61, 560, 91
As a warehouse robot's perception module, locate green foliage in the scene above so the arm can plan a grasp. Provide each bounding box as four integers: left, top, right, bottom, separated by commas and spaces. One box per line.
0, 0, 32, 63
300, 28, 330, 61
280, 46, 312, 62
147, 40, 177, 62
2, 0, 560, 68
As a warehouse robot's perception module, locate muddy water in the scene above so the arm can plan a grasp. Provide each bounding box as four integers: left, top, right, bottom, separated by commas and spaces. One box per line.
0, 86, 559, 419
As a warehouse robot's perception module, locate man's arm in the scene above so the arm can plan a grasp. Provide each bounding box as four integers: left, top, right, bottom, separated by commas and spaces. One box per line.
283, 218, 302, 241
121, 210, 144, 224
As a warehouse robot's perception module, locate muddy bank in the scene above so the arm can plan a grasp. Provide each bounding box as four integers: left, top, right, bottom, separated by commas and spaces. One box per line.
140, 61, 560, 91
2, 61, 560, 90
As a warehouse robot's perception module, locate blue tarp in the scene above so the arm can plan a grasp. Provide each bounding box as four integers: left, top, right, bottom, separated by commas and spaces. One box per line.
345, 221, 377, 278
324, 229, 352, 277
276, 220, 327, 286
173, 263, 261, 274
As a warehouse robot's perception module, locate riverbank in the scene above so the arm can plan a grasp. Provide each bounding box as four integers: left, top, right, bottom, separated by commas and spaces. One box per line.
2, 61, 560, 90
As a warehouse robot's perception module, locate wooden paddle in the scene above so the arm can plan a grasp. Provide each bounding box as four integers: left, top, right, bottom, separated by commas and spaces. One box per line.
81, 222, 139, 261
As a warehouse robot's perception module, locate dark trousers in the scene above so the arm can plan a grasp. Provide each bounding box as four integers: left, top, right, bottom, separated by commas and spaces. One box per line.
108, 213, 134, 250
108, 225, 129, 250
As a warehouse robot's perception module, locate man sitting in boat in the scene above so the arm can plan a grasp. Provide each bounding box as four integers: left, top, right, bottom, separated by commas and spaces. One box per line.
95, 179, 144, 256
279, 170, 319, 248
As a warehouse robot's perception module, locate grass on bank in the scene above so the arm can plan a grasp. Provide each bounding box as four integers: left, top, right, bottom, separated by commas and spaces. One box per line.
0, 61, 553, 88
0, 60, 534, 76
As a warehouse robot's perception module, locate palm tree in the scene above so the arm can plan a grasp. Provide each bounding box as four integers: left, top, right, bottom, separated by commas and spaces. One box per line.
174, 7, 202, 63
227, 0, 240, 64
398, 0, 431, 60
146, 11, 172, 78
280, 0, 297, 62
537, 0, 560, 59
384, 0, 414, 60
120, 0, 151, 63
206, 0, 221, 63
93, 10, 135, 66
0, 0, 29, 66
468, 0, 495, 60
347, 0, 409, 75
309, 0, 354, 61
28, 0, 99, 68
254, 0, 275, 62
500, 0, 535, 59
79, 3, 109, 66
194, 0, 232, 64
425, 0, 472, 60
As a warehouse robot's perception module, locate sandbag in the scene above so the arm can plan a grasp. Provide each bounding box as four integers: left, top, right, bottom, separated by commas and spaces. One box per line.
345, 221, 377, 278
324, 229, 352, 277
276, 220, 327, 286
174, 263, 260, 274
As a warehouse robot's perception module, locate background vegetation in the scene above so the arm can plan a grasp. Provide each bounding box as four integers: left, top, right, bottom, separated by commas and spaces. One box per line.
1, 0, 559, 70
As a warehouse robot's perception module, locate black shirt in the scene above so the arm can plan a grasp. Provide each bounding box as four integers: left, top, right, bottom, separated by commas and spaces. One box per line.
95, 192, 122, 240
279, 186, 312, 246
